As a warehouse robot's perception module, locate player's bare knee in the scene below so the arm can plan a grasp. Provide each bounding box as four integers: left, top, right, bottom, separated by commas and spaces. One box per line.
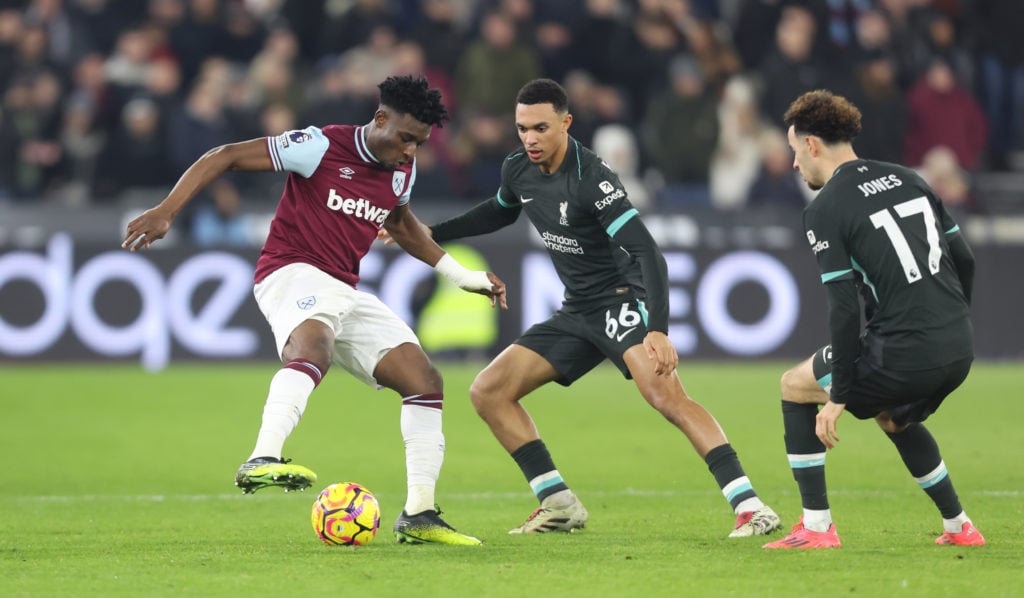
641, 385, 683, 418
282, 335, 333, 374
875, 412, 908, 434
780, 368, 799, 399
469, 372, 510, 416
404, 354, 444, 394
468, 377, 494, 416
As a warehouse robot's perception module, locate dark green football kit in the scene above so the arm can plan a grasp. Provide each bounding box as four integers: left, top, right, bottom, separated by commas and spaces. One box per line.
431, 137, 669, 385
804, 159, 976, 423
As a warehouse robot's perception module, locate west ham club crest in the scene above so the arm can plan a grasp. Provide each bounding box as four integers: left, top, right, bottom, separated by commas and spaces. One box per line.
392, 171, 406, 196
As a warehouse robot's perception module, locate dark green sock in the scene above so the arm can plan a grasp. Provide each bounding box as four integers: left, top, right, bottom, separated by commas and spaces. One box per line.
885, 424, 963, 519
782, 401, 829, 510
510, 439, 569, 503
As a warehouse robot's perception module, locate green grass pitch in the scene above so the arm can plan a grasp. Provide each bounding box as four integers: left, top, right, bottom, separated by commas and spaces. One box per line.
2, 361, 1022, 596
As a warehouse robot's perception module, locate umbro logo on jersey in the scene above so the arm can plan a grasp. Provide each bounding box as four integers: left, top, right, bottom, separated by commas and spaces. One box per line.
339, 167, 355, 179
297, 296, 316, 310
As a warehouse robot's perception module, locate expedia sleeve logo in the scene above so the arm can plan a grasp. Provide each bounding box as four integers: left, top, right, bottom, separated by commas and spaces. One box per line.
595, 180, 625, 209
806, 229, 830, 254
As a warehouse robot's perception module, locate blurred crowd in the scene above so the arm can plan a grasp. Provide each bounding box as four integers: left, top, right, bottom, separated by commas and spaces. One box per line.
1, 0, 1022, 242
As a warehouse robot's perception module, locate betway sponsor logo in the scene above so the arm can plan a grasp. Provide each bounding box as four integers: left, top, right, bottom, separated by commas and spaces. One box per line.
541, 231, 584, 254
326, 189, 390, 225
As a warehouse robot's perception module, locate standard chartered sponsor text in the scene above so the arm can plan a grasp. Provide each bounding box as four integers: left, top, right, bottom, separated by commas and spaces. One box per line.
541, 231, 585, 254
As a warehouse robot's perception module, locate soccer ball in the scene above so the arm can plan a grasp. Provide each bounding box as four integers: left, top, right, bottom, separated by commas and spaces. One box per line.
311, 482, 381, 546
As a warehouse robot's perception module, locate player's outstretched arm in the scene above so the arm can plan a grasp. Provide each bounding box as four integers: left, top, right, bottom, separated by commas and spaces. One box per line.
430, 196, 520, 243
122, 139, 272, 252
384, 204, 508, 309
384, 203, 446, 264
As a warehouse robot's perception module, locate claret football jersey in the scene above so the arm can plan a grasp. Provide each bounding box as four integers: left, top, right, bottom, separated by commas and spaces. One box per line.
255, 124, 417, 287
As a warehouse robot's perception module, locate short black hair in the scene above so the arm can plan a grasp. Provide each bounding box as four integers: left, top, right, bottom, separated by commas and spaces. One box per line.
515, 78, 568, 113
378, 75, 449, 127
783, 89, 861, 144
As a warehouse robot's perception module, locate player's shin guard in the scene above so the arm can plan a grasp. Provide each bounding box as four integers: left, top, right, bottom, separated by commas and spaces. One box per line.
401, 395, 445, 515
886, 423, 963, 519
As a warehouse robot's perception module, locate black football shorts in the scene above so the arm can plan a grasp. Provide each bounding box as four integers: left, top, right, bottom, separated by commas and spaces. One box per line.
811, 344, 973, 424
514, 298, 650, 386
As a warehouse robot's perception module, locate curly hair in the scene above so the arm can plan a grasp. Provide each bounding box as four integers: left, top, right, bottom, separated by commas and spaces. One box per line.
515, 78, 569, 113
378, 75, 449, 127
783, 90, 862, 144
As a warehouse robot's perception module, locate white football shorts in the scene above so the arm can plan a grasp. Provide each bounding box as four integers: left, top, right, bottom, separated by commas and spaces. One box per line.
254, 262, 419, 388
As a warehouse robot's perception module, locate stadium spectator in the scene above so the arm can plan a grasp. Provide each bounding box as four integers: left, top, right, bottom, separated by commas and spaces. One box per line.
916, 9, 973, 92
971, 0, 1024, 171
919, 145, 980, 213
0, 0, 1010, 207
824, 0, 874, 59
410, 0, 470, 76
165, 0, 228, 86
454, 9, 540, 119
300, 56, 378, 129
337, 23, 401, 93
561, 69, 630, 149
903, 57, 987, 171
23, 0, 92, 74
848, 50, 907, 164
450, 110, 515, 198
745, 126, 808, 211
317, 0, 395, 57
592, 122, 650, 208
849, 8, 907, 83
57, 92, 103, 205
92, 96, 175, 201
0, 8, 26, 88
9, 20, 57, 81
642, 54, 719, 207
731, 0, 785, 71
569, 0, 631, 86
710, 75, 763, 210
167, 74, 233, 174
676, 15, 743, 95
758, 5, 834, 129
0, 70, 65, 200
607, 8, 683, 121
217, 0, 265, 64
69, 0, 141, 56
